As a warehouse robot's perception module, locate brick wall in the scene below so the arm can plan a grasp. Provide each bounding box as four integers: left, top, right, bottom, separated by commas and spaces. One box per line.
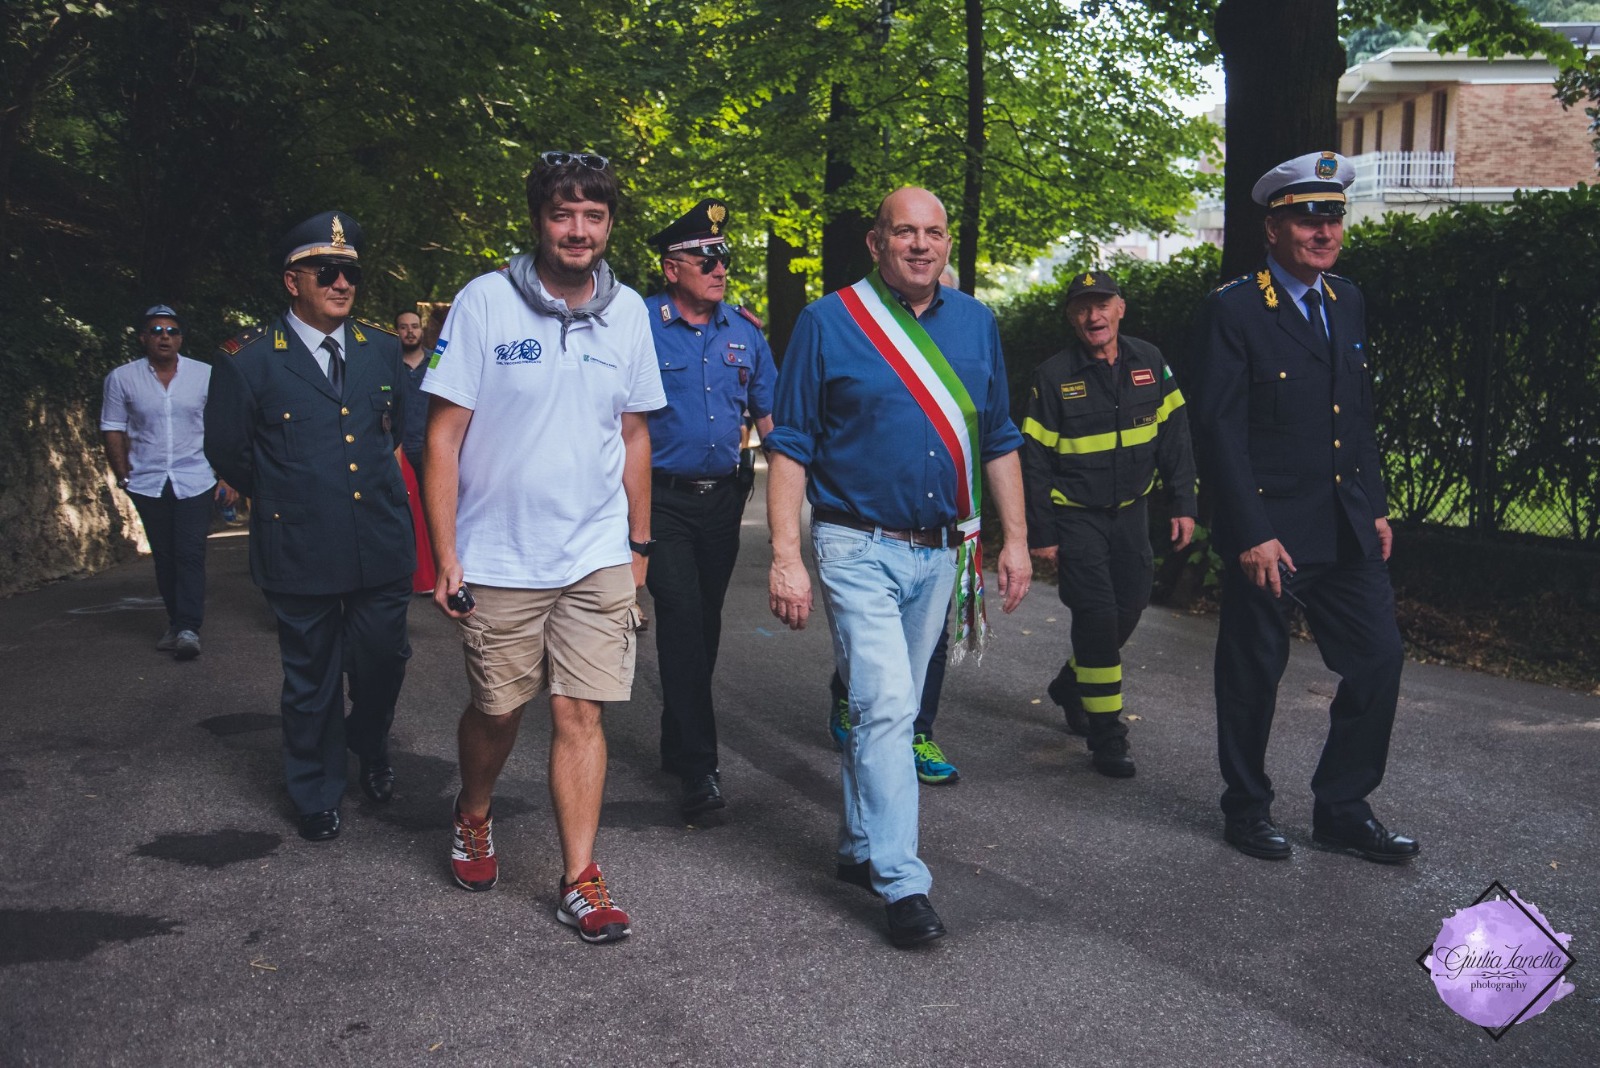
1453, 82, 1597, 187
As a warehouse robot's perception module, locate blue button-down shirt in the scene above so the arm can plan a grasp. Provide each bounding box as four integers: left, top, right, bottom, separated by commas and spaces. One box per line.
644, 293, 775, 479
765, 281, 1023, 530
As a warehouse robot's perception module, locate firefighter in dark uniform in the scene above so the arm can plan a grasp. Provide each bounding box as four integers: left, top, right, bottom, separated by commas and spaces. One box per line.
204, 211, 414, 842
642, 198, 776, 820
1192, 152, 1418, 864
1021, 270, 1196, 778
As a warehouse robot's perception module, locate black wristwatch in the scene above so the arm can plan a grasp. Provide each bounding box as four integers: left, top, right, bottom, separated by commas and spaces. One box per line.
629, 538, 655, 557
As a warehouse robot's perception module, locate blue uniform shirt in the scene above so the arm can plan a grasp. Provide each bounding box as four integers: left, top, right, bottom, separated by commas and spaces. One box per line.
644, 293, 775, 479
766, 282, 1023, 530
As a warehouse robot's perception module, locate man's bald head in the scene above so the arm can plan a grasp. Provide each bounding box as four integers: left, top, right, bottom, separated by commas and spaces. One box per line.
867, 187, 951, 311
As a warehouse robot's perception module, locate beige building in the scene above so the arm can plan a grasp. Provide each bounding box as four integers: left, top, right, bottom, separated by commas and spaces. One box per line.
1336, 24, 1600, 223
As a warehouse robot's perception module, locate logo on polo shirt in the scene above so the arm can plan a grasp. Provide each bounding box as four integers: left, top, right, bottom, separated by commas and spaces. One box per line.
582, 353, 617, 370
495, 338, 542, 365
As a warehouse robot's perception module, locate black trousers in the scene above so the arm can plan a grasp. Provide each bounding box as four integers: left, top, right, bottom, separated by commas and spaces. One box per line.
830, 624, 947, 739
130, 480, 215, 632
647, 478, 745, 778
1213, 520, 1404, 824
1048, 498, 1153, 743
264, 576, 411, 814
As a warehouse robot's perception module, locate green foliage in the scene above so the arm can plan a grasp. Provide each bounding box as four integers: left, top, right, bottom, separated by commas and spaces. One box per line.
1341, 185, 1600, 542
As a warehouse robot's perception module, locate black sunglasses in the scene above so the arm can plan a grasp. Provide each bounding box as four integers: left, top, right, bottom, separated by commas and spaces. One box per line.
671, 252, 732, 275
145, 325, 183, 336
299, 263, 363, 287
538, 150, 609, 171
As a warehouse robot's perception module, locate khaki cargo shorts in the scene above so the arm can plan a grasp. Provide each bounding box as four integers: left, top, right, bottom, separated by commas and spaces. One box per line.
455, 564, 641, 715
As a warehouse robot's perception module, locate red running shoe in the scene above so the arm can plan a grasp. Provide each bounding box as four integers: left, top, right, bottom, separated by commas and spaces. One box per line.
556, 862, 631, 943
450, 802, 498, 891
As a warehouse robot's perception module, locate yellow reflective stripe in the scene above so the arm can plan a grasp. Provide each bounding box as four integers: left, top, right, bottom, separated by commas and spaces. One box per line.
1082, 695, 1123, 713
1121, 423, 1158, 447
1052, 476, 1154, 509
1021, 416, 1058, 448
1157, 387, 1185, 422
1055, 429, 1119, 455
1073, 663, 1121, 685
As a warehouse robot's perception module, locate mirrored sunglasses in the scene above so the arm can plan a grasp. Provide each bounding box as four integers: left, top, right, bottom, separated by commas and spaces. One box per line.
144, 325, 183, 336
538, 150, 610, 171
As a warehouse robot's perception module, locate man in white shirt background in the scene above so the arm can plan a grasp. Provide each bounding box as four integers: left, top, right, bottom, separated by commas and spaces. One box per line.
101, 304, 236, 660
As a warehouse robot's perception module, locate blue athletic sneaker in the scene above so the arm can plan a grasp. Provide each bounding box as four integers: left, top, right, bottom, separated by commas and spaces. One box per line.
913, 734, 960, 785
829, 695, 851, 751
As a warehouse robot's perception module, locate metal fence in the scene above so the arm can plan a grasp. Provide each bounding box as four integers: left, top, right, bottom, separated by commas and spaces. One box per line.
1346, 151, 1456, 201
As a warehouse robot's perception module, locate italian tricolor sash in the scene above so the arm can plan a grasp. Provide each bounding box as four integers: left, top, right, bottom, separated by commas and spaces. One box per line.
837, 271, 988, 660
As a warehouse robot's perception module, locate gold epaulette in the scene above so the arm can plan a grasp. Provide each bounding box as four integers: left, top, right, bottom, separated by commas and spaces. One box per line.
218, 325, 265, 356
355, 317, 397, 337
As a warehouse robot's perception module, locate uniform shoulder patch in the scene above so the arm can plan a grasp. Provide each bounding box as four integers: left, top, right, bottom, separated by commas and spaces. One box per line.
356, 317, 398, 337
218, 325, 265, 356
735, 304, 765, 330
1211, 274, 1250, 296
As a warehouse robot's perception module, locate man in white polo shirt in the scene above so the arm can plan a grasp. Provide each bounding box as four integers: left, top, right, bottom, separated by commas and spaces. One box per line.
101, 304, 237, 660
423, 151, 665, 944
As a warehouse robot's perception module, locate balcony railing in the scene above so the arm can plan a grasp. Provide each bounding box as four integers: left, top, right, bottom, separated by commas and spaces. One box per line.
1347, 151, 1455, 201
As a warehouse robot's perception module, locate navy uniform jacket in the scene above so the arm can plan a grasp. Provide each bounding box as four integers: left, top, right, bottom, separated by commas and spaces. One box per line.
1192, 268, 1388, 565
204, 315, 415, 595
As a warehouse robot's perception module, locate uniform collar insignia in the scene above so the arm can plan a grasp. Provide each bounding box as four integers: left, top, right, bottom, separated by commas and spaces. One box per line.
274, 329, 288, 350
351, 323, 366, 343
1255, 269, 1279, 310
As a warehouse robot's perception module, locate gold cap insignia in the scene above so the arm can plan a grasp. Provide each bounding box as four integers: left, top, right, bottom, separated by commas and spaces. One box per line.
1082, 272, 1095, 285
331, 215, 347, 248
708, 204, 727, 236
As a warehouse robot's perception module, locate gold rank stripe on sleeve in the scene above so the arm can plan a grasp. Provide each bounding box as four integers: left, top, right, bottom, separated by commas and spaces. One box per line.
1020, 388, 1186, 456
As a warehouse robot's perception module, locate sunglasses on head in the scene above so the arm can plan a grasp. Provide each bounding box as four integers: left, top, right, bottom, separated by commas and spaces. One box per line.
538, 150, 610, 171
299, 263, 362, 287
145, 325, 183, 336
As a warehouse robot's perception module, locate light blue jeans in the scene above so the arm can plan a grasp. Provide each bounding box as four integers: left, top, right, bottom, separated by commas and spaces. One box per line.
813, 520, 956, 903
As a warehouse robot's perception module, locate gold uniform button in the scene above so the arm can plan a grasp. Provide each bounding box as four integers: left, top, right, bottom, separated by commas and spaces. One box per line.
272, 512, 281, 520
1278, 371, 1287, 380
1334, 439, 1341, 448
353, 491, 362, 500
1333, 404, 1341, 414
341, 406, 350, 416
1335, 475, 1343, 484
349, 463, 359, 472
345, 434, 355, 443
1257, 488, 1264, 495
282, 412, 291, 420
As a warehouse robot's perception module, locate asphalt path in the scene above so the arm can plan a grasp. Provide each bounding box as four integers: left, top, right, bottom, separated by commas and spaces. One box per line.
1, 469, 1596, 1066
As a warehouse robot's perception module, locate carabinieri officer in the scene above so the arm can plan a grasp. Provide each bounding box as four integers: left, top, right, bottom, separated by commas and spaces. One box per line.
205, 210, 414, 842
642, 198, 775, 821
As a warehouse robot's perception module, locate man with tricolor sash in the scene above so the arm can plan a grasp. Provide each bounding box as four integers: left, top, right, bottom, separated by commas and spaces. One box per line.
1020, 269, 1196, 778
765, 187, 1030, 948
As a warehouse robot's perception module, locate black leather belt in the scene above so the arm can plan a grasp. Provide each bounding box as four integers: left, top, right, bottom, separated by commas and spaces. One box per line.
812, 508, 959, 549
653, 470, 737, 495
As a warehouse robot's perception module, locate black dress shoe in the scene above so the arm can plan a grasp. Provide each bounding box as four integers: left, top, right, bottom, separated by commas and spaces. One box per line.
298, 808, 341, 841
1089, 736, 1136, 778
1224, 817, 1291, 860
885, 893, 947, 948
359, 759, 395, 804
679, 772, 726, 819
1313, 817, 1420, 864
836, 860, 878, 896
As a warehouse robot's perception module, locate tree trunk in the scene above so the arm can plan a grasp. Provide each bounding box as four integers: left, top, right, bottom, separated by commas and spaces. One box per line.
1215, 0, 1343, 281
821, 82, 873, 294
764, 224, 808, 363
957, 0, 984, 295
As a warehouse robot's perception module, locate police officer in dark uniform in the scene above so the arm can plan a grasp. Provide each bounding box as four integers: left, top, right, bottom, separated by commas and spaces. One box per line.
1193, 152, 1417, 864
205, 211, 414, 842
1021, 270, 1196, 778
642, 198, 776, 820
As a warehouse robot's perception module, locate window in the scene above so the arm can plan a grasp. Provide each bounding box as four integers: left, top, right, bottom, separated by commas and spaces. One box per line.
1400, 100, 1416, 152
1375, 110, 1385, 151
1430, 90, 1449, 152
1353, 116, 1366, 155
